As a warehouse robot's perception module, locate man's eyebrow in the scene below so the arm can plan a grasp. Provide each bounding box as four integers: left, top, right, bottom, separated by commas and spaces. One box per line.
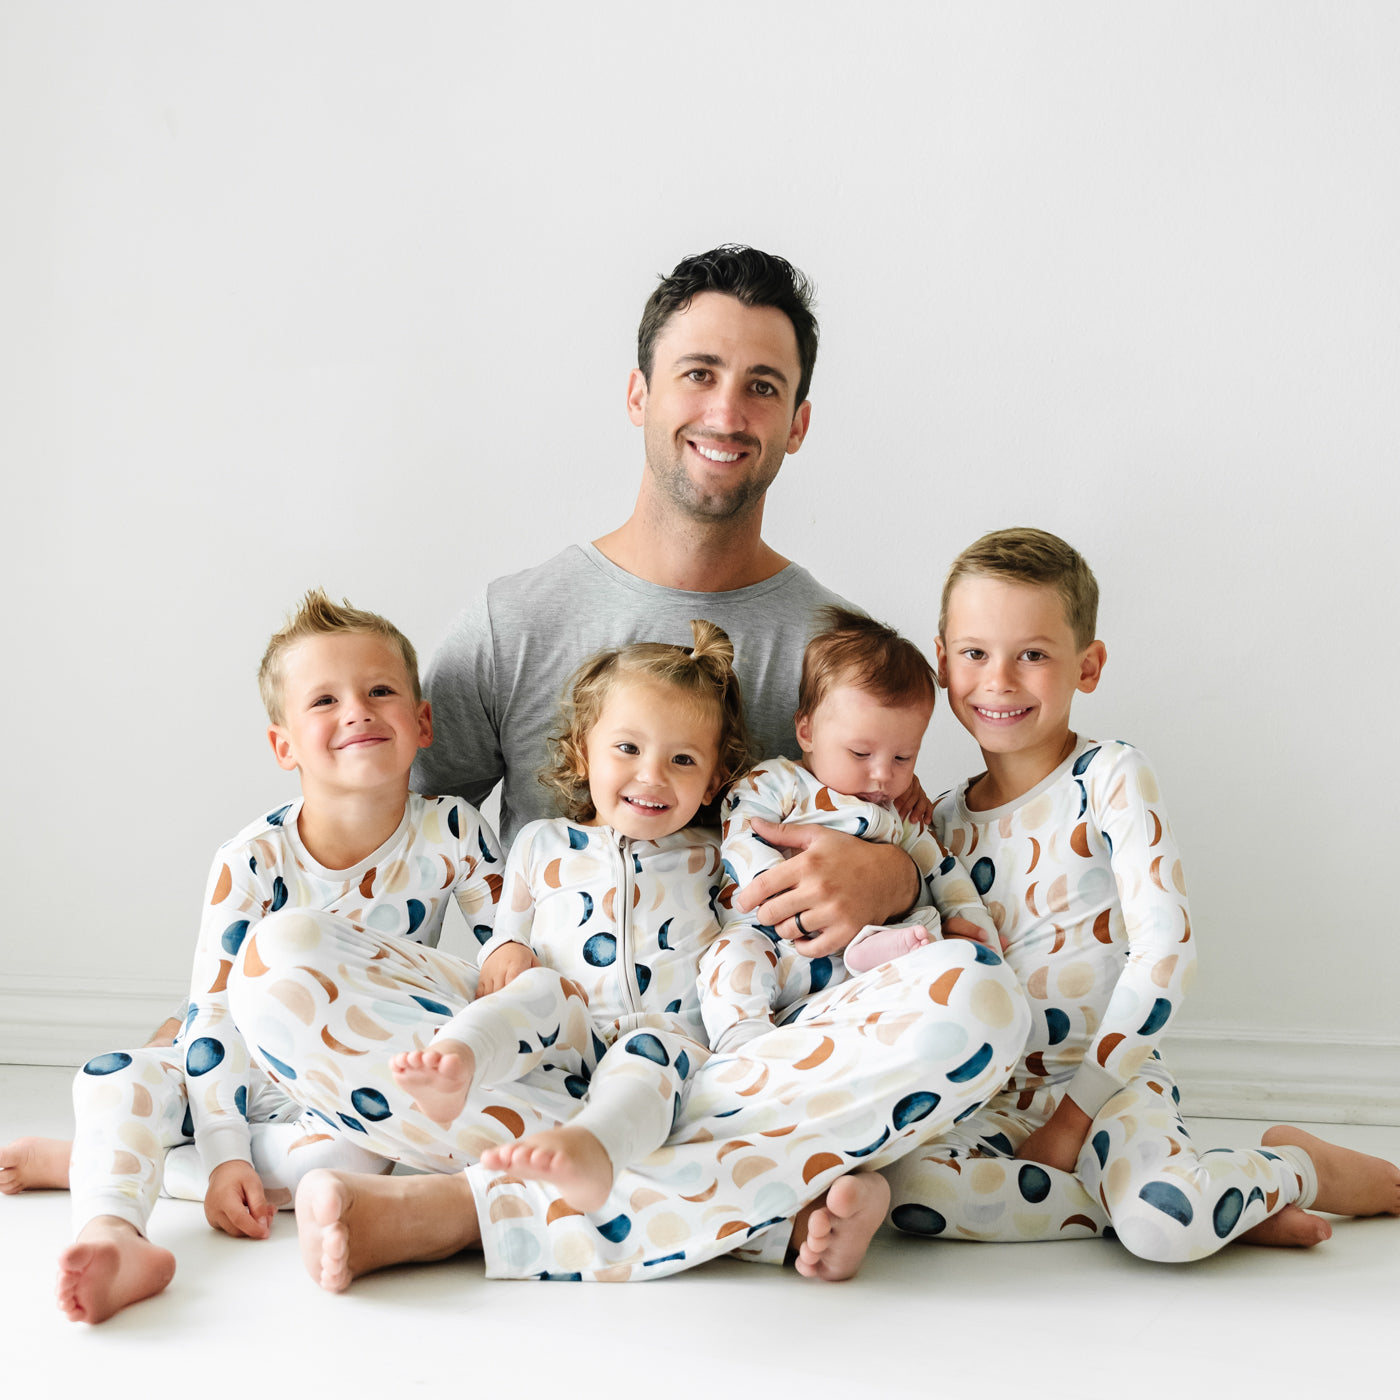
672, 352, 790, 386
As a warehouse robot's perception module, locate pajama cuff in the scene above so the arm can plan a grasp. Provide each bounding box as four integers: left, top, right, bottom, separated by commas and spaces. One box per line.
195, 1121, 253, 1176
1063, 1060, 1125, 1119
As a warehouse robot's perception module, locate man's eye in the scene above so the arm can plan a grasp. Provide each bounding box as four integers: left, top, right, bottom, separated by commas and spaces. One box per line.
751, 381, 776, 397
686, 369, 710, 383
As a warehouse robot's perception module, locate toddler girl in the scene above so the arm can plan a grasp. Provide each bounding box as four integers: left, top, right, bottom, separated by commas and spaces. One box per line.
390, 619, 750, 1212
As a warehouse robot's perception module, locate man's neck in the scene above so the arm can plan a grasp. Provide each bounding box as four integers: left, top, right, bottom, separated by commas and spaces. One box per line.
295, 783, 410, 870
594, 500, 790, 594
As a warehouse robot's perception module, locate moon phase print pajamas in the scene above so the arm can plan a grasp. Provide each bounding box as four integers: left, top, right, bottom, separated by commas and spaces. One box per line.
68, 793, 502, 1234
883, 740, 1317, 1263
700, 756, 999, 1053
228, 823, 1033, 1279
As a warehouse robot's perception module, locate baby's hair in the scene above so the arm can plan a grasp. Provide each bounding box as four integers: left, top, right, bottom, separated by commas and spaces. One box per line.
258, 587, 421, 725
939, 528, 1099, 648
795, 606, 937, 723
540, 620, 752, 824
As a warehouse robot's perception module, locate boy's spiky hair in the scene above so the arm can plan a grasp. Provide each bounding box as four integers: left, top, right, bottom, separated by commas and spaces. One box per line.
259, 588, 421, 725
939, 528, 1099, 648
795, 607, 937, 722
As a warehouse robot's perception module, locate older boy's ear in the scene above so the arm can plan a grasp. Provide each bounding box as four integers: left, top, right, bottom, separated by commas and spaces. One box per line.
267, 725, 299, 772
1077, 641, 1107, 694
934, 636, 949, 687
416, 700, 433, 749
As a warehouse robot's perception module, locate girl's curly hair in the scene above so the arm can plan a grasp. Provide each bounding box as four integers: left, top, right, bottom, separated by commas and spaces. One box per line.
539, 619, 752, 825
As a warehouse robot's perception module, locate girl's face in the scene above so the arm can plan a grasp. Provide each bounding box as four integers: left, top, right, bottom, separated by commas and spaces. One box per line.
581, 676, 723, 839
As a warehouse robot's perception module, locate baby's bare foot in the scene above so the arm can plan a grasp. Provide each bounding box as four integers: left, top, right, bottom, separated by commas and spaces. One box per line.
481, 1127, 614, 1213
845, 924, 931, 976
1263, 1125, 1400, 1217
1241, 1201, 1333, 1248
56, 1218, 175, 1323
390, 1041, 475, 1126
1, 1136, 73, 1193
791, 1171, 890, 1280
295, 1168, 481, 1293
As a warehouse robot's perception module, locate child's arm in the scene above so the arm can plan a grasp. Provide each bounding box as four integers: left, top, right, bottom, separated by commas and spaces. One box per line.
444, 798, 509, 962
715, 765, 800, 927
901, 820, 1000, 948
1019, 745, 1195, 1169
475, 824, 542, 995
182, 842, 277, 1234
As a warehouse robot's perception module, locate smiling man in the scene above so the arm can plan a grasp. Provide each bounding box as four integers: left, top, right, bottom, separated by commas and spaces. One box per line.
415, 245, 922, 945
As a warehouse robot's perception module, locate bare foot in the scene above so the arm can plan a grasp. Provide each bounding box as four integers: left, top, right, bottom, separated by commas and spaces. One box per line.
845, 925, 931, 976
55, 1217, 176, 1323
1, 1136, 73, 1193
295, 1168, 481, 1293
481, 1126, 614, 1212
1263, 1125, 1400, 1217
790, 1171, 890, 1280
390, 1040, 475, 1126
1241, 1201, 1333, 1248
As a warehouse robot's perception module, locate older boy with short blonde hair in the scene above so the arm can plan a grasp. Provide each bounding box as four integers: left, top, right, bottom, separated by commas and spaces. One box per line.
886, 528, 1400, 1261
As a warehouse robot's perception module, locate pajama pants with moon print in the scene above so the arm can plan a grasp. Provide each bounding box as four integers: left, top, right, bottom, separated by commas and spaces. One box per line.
227, 905, 1032, 1280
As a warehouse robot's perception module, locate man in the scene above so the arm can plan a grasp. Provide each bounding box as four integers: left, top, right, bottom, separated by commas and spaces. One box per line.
415, 244, 922, 951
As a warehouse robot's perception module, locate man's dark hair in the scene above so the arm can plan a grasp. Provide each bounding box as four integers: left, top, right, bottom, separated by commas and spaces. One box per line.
637, 245, 819, 408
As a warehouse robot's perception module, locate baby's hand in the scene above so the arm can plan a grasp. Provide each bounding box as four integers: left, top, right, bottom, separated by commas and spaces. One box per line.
1015, 1098, 1092, 1174
479, 942, 539, 997
204, 1159, 273, 1239
893, 776, 934, 827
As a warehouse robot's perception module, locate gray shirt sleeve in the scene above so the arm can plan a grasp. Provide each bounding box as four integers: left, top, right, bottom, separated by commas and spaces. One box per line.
411, 592, 505, 810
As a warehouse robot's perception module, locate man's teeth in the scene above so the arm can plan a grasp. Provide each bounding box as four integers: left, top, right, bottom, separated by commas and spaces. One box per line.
695, 444, 741, 462
977, 707, 1028, 719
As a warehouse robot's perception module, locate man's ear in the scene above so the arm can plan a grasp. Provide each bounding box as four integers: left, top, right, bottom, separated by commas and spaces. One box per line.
416, 699, 433, 749
268, 725, 298, 772
785, 399, 812, 454
626, 368, 648, 427
934, 636, 949, 688
1077, 640, 1107, 694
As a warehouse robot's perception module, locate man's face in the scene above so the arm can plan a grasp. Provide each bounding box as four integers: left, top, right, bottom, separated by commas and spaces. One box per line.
627, 291, 811, 523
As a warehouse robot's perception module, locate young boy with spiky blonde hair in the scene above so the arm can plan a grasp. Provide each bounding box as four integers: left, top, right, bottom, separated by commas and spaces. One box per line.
885, 527, 1400, 1261
45, 589, 503, 1323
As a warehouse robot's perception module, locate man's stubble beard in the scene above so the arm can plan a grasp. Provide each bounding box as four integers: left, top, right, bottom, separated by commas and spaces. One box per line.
644, 424, 785, 525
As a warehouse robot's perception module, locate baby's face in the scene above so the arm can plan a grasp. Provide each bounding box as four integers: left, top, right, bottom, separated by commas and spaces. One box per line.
795, 684, 933, 806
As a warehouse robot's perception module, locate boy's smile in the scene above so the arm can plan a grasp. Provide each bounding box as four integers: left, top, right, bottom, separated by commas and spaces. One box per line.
269, 632, 432, 801
582, 679, 722, 841
795, 684, 933, 807
939, 576, 1105, 803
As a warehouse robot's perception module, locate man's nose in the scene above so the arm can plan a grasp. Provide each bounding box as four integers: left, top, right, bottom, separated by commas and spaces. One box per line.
702, 380, 746, 432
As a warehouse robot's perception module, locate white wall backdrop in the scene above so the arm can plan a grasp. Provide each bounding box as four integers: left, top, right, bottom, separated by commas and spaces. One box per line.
3, 3, 1396, 1116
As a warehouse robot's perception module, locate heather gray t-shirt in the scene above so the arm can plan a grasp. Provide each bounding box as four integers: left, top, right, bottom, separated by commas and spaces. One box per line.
412, 544, 857, 846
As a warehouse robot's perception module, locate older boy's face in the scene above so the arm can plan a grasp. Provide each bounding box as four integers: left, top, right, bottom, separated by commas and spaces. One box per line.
795, 684, 933, 807
938, 577, 1103, 767
268, 632, 431, 800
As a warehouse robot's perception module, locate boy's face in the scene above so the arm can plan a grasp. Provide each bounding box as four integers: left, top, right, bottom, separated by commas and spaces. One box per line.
268, 632, 431, 800
937, 576, 1105, 765
795, 683, 933, 806
582, 678, 723, 840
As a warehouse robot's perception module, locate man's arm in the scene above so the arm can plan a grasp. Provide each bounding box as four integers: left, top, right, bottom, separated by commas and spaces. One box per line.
411, 594, 505, 808
733, 822, 922, 955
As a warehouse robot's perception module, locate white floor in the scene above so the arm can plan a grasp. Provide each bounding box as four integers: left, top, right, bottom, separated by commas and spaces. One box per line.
3, 1062, 1397, 1400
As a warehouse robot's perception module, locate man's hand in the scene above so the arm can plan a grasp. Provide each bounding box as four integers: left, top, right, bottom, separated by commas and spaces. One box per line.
204, 1159, 274, 1238
893, 776, 934, 827
735, 821, 923, 956
1015, 1097, 1093, 1174
479, 942, 539, 997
